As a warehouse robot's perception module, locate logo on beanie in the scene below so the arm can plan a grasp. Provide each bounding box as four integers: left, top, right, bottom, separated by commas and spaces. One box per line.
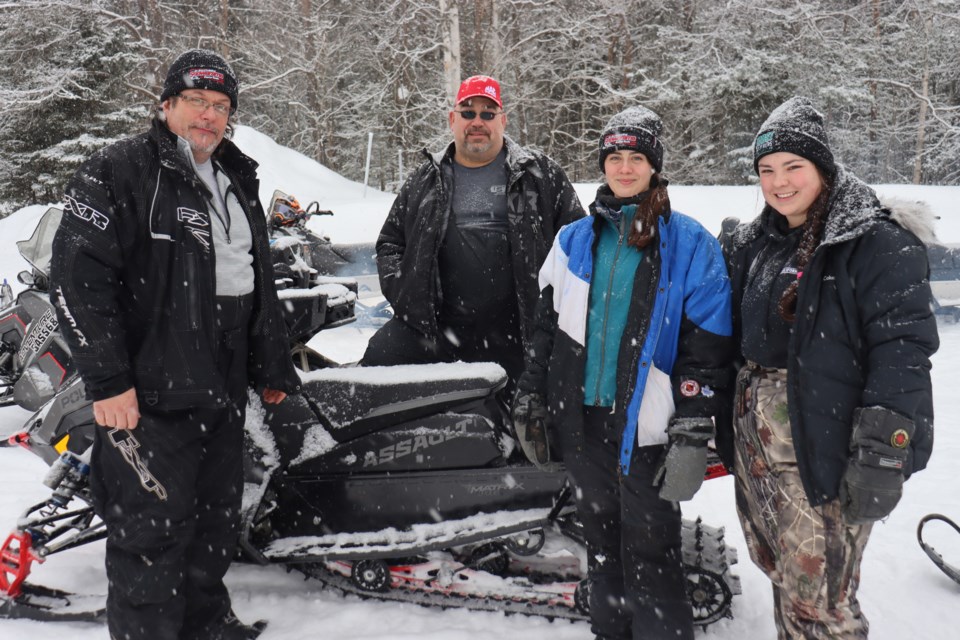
188, 69, 225, 84
603, 133, 638, 149
755, 131, 775, 155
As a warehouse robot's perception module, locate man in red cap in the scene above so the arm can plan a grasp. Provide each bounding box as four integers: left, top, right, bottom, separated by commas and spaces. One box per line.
364, 75, 584, 395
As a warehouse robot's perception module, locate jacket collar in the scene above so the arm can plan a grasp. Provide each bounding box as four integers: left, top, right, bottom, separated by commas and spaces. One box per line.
590, 185, 651, 234
150, 118, 259, 185
424, 135, 535, 175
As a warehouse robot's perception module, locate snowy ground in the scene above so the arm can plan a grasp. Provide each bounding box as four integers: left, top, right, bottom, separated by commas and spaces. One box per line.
0, 129, 958, 639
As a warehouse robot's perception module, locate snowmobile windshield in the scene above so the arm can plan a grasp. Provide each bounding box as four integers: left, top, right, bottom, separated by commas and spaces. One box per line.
15, 206, 63, 279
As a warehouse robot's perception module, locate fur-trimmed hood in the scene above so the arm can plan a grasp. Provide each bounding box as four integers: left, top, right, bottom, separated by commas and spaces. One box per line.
883, 196, 939, 244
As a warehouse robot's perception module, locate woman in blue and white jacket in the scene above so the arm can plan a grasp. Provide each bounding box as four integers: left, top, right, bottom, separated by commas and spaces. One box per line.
512, 106, 733, 640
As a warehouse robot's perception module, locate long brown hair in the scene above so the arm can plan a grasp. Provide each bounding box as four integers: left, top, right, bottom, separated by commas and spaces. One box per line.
776, 169, 833, 322
627, 174, 671, 249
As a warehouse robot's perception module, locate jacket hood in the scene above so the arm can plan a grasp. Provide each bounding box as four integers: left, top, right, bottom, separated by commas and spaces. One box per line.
882, 196, 939, 244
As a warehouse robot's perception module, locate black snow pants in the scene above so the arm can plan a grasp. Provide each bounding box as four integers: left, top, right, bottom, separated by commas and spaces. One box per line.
361, 316, 524, 395
90, 295, 253, 640
563, 406, 694, 640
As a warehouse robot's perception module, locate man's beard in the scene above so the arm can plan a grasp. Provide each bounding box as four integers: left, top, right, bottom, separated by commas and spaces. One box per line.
187, 124, 222, 155
463, 138, 494, 156
189, 137, 220, 155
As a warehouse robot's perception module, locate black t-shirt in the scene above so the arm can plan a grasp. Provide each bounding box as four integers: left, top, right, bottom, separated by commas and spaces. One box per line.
438, 149, 517, 334
740, 214, 803, 368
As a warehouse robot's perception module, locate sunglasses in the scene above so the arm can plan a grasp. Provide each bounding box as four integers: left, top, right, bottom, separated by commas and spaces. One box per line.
455, 110, 501, 121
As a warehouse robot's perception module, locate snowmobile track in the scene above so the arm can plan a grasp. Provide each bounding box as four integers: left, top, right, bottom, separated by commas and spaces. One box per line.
297, 562, 590, 621
292, 517, 740, 627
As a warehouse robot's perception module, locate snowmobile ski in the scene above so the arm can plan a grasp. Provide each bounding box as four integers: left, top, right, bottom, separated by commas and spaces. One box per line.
259, 506, 566, 563
0, 583, 105, 623
917, 513, 960, 585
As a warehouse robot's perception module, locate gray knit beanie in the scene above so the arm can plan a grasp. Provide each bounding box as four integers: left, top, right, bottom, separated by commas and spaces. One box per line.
753, 97, 835, 176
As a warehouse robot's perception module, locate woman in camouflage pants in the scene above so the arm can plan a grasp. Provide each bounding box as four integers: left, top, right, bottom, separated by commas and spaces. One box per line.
723, 97, 938, 638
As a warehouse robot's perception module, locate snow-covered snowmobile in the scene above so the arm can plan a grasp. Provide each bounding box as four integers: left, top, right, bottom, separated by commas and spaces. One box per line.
0, 203, 740, 627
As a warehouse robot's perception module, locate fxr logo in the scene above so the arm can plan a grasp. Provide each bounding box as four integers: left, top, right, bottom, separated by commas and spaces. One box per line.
177, 207, 212, 250
65, 195, 109, 230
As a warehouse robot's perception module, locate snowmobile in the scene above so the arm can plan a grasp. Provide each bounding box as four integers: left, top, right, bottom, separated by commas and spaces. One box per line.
268, 189, 377, 285
0, 203, 741, 627
917, 514, 960, 586
0, 207, 74, 410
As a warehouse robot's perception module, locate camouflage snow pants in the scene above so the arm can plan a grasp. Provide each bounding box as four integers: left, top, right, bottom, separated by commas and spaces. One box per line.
732, 364, 873, 639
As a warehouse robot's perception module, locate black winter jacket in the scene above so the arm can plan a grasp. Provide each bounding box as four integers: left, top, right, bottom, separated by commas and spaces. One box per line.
375, 137, 585, 346
52, 119, 300, 410
724, 167, 938, 505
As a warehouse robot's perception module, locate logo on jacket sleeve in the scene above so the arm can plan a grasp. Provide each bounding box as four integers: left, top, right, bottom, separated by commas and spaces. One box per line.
679, 379, 701, 397
64, 195, 110, 230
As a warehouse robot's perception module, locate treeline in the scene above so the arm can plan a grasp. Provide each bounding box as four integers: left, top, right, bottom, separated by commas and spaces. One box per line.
1, 0, 958, 213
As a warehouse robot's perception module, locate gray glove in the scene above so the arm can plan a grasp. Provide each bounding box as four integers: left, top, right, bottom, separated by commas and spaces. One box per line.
840, 407, 915, 525
511, 392, 557, 471
654, 416, 714, 502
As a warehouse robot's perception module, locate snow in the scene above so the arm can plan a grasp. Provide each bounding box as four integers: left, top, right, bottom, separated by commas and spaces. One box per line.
299, 362, 507, 386
1, 127, 959, 639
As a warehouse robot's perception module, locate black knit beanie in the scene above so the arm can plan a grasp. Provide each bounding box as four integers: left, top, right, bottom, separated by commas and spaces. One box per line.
753, 97, 835, 176
160, 49, 238, 111
598, 106, 664, 173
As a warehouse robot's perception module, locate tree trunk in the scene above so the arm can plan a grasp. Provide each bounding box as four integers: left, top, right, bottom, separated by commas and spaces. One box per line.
219, 0, 231, 58
440, 0, 462, 106
913, 16, 931, 185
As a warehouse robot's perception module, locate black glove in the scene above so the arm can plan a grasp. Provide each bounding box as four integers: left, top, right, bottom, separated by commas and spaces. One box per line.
511, 392, 557, 471
653, 416, 714, 502
840, 407, 915, 525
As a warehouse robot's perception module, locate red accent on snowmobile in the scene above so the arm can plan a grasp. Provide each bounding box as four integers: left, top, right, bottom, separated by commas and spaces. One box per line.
39, 352, 67, 386
6, 431, 30, 450
0, 530, 42, 598
0, 312, 27, 332
327, 557, 581, 609
704, 462, 729, 481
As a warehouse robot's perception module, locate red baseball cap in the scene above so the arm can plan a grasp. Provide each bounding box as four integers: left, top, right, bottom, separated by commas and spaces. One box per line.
455, 75, 502, 108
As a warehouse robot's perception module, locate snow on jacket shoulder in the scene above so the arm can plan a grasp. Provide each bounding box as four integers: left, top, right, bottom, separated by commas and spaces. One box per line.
530, 209, 733, 474
52, 119, 300, 410
374, 136, 585, 345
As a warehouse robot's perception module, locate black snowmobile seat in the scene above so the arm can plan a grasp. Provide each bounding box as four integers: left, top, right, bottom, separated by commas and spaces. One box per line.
297, 361, 508, 442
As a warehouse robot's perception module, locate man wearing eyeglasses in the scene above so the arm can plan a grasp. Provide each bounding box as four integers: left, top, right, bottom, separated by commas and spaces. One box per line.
364, 75, 584, 396
50, 49, 299, 640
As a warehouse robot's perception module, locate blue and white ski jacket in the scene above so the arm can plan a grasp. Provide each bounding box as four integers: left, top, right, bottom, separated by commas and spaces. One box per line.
520, 207, 733, 474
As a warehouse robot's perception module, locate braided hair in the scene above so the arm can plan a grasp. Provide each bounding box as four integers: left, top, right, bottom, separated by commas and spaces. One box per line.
776, 169, 833, 322
627, 174, 670, 250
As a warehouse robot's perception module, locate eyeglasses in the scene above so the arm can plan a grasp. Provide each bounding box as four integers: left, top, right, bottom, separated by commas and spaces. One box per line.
178, 94, 231, 116
455, 110, 501, 121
